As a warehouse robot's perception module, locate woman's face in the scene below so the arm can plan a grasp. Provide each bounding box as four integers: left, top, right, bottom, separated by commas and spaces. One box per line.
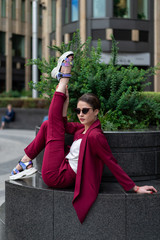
76, 101, 99, 129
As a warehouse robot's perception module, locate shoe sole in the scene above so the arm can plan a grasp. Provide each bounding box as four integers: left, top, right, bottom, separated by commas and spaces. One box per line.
21, 168, 38, 179
51, 51, 74, 79
9, 167, 37, 180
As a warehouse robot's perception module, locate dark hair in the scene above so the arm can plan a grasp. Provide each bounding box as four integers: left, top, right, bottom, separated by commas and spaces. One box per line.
77, 93, 101, 110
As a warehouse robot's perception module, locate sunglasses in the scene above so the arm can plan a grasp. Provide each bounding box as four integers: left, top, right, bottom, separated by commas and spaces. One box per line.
75, 108, 93, 115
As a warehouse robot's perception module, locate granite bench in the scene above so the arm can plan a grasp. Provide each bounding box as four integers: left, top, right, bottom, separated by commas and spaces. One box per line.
5, 129, 160, 240
5, 176, 160, 240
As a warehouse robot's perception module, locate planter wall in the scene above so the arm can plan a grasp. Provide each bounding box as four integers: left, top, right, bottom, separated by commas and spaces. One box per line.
36, 127, 160, 182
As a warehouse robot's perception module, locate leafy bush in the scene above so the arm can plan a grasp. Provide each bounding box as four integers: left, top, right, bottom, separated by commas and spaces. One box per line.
0, 89, 32, 98
27, 30, 160, 130
0, 98, 50, 108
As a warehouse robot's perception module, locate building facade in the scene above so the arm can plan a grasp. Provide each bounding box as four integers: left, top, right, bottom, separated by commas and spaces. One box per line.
51, 0, 160, 91
0, 0, 160, 93
0, 0, 52, 93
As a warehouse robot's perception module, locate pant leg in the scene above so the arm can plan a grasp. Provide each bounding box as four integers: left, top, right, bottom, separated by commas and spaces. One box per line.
1, 116, 5, 122
24, 120, 48, 160
1, 116, 9, 122
41, 92, 75, 187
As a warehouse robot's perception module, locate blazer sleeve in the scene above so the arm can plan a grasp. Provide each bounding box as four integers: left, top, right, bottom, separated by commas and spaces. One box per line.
63, 117, 84, 135
92, 133, 135, 191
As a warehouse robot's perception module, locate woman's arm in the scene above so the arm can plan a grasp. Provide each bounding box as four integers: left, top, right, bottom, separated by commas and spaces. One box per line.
62, 85, 84, 134
92, 133, 157, 194
62, 85, 69, 117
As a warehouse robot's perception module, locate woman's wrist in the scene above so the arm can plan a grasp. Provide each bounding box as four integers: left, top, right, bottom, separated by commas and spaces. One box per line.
133, 185, 140, 193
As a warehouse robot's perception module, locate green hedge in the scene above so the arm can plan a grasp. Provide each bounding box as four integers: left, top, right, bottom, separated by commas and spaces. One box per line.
0, 98, 51, 108
142, 92, 160, 104
0, 92, 160, 109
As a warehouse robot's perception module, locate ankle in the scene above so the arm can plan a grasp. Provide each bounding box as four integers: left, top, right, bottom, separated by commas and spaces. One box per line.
21, 155, 31, 162
61, 67, 72, 75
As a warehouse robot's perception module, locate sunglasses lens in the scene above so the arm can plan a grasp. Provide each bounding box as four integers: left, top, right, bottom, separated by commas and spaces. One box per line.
75, 108, 92, 114
75, 108, 80, 114
82, 108, 89, 114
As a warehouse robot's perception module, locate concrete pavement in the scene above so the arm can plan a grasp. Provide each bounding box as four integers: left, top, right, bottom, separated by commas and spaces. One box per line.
0, 129, 35, 206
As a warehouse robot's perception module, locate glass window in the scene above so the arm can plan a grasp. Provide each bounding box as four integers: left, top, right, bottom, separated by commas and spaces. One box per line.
38, 39, 42, 59
52, 0, 56, 31
21, 0, 25, 22
30, 2, 33, 23
114, 0, 130, 18
137, 0, 148, 20
12, 35, 25, 58
71, 0, 79, 22
139, 31, 149, 42
1, 0, 6, 17
113, 29, 131, 40
0, 32, 5, 55
12, 0, 16, 19
93, 0, 106, 18
65, 0, 70, 24
39, 5, 42, 26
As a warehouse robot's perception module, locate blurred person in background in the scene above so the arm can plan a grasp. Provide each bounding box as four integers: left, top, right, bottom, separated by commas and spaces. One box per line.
0, 104, 15, 130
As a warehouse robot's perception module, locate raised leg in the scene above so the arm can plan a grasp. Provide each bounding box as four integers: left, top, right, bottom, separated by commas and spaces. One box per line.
42, 55, 74, 186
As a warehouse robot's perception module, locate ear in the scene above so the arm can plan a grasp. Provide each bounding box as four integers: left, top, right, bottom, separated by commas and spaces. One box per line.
94, 109, 99, 116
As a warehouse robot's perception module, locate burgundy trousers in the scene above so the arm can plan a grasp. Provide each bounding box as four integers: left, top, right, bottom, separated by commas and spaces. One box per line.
24, 91, 76, 188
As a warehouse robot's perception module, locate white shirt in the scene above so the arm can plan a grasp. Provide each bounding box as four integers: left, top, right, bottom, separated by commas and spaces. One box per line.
66, 138, 82, 174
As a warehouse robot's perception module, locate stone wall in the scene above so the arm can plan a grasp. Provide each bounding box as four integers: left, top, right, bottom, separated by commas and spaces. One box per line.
0, 108, 48, 130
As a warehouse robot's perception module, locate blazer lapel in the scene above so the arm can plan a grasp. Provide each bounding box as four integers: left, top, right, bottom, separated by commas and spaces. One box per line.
73, 119, 101, 201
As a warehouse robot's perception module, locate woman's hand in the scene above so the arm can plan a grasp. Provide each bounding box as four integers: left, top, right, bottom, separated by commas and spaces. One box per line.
133, 185, 158, 194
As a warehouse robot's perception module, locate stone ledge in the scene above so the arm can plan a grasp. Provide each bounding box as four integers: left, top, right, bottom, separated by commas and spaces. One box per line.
5, 175, 160, 240
0, 108, 48, 130
36, 129, 160, 181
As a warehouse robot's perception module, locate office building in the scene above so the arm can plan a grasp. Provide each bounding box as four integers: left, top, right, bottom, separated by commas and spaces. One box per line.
0, 0, 160, 92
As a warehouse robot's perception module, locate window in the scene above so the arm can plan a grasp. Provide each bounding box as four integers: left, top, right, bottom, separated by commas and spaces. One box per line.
114, 0, 130, 18
12, 35, 25, 58
21, 0, 25, 22
52, 0, 56, 31
38, 39, 42, 59
39, 5, 42, 26
1, 0, 6, 17
71, 0, 79, 22
12, 0, 16, 19
65, 0, 70, 24
139, 31, 148, 42
30, 2, 32, 23
113, 29, 131, 41
0, 32, 5, 55
137, 0, 148, 20
93, 0, 106, 18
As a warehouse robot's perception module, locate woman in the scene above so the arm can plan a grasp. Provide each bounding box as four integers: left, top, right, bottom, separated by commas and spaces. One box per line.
10, 51, 157, 223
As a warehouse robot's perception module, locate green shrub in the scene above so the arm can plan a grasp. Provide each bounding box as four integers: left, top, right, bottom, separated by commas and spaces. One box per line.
27, 30, 160, 130
0, 98, 50, 108
142, 92, 160, 104
0, 89, 32, 98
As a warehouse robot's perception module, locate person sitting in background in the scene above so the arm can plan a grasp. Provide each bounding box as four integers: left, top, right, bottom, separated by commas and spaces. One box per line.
0, 104, 15, 130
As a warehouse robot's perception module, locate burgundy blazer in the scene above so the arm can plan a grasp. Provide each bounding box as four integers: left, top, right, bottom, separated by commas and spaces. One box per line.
63, 118, 135, 223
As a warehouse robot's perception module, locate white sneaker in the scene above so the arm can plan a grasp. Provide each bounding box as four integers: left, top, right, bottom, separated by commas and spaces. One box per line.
51, 51, 74, 79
